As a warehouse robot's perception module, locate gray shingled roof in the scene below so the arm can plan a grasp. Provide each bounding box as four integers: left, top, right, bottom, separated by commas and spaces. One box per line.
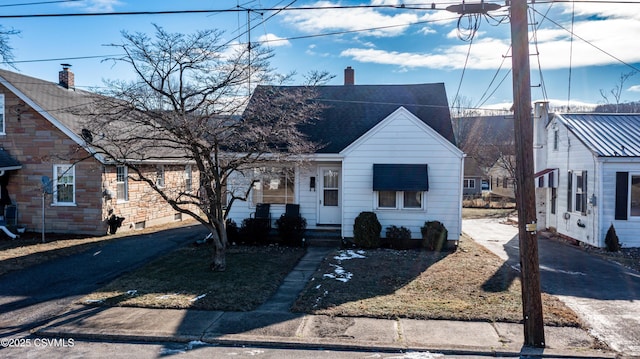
249, 83, 454, 154
556, 113, 640, 157
0, 69, 93, 138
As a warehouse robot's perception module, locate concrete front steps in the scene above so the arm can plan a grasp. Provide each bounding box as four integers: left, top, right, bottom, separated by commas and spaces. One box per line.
303, 226, 341, 247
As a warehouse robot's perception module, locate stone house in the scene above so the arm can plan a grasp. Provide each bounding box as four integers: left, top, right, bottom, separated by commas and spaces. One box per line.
0, 67, 197, 236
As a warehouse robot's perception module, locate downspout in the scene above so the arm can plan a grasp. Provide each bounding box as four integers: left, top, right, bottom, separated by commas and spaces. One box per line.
458, 154, 466, 244
594, 156, 603, 247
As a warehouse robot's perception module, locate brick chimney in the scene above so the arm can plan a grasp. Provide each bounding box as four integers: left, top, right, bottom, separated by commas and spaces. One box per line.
59, 64, 74, 89
344, 66, 354, 86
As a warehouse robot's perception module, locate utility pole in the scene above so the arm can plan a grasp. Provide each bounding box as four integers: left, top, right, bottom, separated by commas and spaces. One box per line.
509, 0, 546, 347
446, 0, 545, 347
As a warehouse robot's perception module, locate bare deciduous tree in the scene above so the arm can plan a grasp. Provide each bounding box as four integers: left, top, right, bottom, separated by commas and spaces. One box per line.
81, 25, 325, 271
0, 26, 20, 67
599, 71, 637, 113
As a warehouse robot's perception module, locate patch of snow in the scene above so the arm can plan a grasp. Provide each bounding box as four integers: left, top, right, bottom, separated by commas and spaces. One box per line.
186, 340, 208, 349
315, 284, 321, 289
84, 299, 104, 304
540, 265, 586, 276
126, 290, 137, 296
190, 294, 207, 302
334, 249, 366, 261
385, 351, 445, 359
159, 348, 185, 355
243, 349, 265, 355
313, 290, 329, 308
323, 264, 353, 282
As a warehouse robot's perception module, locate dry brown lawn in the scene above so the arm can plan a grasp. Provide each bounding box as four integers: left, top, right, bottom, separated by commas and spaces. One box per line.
292, 235, 582, 327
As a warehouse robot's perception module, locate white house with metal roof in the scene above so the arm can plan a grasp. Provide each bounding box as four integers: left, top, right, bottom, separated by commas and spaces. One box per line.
534, 102, 640, 248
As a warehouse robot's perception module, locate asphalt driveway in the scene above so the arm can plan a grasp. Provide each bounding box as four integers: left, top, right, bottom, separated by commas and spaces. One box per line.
0, 224, 208, 337
462, 218, 640, 357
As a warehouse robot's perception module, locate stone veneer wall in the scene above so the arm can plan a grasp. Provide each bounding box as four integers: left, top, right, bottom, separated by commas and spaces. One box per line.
1, 85, 200, 235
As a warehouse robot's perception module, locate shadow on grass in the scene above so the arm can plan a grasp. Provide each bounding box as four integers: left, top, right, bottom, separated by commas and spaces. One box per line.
291, 247, 454, 316
83, 245, 307, 312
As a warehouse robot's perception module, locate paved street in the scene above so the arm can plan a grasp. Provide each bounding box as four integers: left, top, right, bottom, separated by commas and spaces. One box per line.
0, 224, 208, 338
463, 218, 640, 357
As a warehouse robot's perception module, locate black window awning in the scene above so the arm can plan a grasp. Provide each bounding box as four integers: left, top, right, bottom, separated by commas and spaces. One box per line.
0, 148, 21, 172
373, 164, 429, 191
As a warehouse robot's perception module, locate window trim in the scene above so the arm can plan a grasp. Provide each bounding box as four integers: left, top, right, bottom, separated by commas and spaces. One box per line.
53, 164, 76, 206
0, 93, 5, 135
184, 164, 192, 193
116, 165, 128, 202
376, 190, 425, 210
628, 173, 640, 219
156, 165, 165, 188
251, 166, 295, 206
463, 178, 476, 189
568, 170, 587, 215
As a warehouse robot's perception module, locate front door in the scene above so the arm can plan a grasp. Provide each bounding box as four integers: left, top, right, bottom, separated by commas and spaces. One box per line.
318, 167, 341, 224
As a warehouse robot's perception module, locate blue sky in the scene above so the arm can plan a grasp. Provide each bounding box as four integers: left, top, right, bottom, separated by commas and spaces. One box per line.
3, 0, 640, 112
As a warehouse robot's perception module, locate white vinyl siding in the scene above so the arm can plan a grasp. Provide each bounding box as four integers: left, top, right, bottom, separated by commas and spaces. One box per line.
341, 107, 463, 240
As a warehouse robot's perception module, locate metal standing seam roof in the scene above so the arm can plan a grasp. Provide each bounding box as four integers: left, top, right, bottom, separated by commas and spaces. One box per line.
556, 113, 640, 157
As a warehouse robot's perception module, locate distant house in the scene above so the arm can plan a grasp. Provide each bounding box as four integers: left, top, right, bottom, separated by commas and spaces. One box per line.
454, 115, 515, 198
226, 68, 464, 242
0, 67, 197, 236
487, 155, 516, 199
463, 157, 483, 197
534, 102, 640, 248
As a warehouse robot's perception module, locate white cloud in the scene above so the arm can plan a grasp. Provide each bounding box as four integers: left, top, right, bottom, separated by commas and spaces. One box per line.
628, 85, 640, 93
61, 0, 122, 12
340, 38, 510, 70
257, 33, 291, 47
283, 1, 419, 37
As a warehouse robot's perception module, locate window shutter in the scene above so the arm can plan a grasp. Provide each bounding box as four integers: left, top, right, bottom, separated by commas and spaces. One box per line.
581, 170, 588, 215
567, 171, 573, 212
615, 172, 629, 220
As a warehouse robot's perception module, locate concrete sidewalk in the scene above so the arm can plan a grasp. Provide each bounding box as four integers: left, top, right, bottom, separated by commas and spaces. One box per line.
35, 247, 616, 358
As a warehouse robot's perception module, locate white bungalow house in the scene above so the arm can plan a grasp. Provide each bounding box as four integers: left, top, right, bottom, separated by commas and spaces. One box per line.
533, 102, 640, 248
226, 71, 464, 243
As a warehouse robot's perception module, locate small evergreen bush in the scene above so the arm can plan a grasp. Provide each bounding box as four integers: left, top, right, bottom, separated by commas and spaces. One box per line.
421, 220, 448, 251
385, 225, 412, 240
353, 211, 382, 248
605, 224, 621, 252
239, 217, 271, 245
275, 215, 307, 246
225, 219, 240, 244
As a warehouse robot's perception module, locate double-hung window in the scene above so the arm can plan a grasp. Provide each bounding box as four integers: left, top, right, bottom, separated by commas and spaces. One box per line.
373, 164, 428, 210
615, 172, 640, 220
463, 179, 476, 189
0, 94, 5, 134
156, 165, 165, 188
53, 164, 75, 205
116, 166, 128, 201
568, 170, 587, 215
184, 165, 192, 192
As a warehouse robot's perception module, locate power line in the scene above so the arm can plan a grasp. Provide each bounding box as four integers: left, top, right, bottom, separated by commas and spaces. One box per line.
0, 4, 447, 19
1, 15, 457, 66
531, 7, 640, 74
0, 0, 83, 8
